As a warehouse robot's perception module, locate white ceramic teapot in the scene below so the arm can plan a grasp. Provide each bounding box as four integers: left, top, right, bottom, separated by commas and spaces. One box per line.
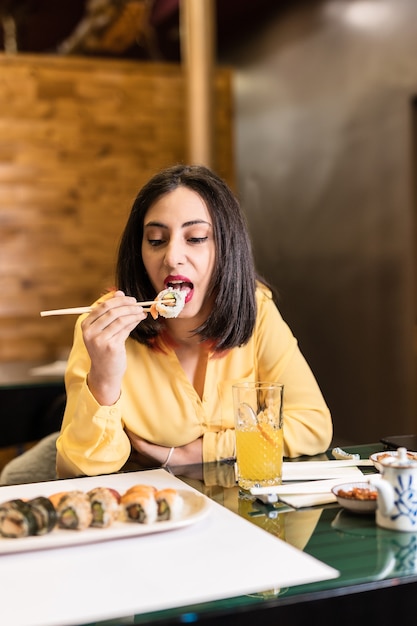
371, 447, 417, 532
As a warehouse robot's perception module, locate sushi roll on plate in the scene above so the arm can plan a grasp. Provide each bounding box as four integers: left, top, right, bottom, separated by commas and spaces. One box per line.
155, 488, 184, 521
0, 496, 57, 538
0, 499, 38, 538
88, 487, 120, 528
28, 496, 57, 535
53, 491, 93, 530
123, 484, 156, 498
120, 485, 158, 524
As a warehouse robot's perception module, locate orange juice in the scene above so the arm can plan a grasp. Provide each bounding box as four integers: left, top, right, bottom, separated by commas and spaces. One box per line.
235, 425, 283, 490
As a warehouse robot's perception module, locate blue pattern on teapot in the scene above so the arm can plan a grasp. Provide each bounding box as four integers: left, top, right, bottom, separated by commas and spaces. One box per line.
391, 475, 417, 525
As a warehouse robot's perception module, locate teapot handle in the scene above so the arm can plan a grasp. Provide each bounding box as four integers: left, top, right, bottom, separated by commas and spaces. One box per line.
369, 475, 395, 517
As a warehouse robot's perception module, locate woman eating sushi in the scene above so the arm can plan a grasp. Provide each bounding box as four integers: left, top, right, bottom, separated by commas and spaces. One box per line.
1, 164, 333, 483
52, 163, 332, 479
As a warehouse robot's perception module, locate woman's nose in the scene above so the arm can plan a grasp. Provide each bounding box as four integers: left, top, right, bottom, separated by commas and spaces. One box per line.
163, 240, 185, 268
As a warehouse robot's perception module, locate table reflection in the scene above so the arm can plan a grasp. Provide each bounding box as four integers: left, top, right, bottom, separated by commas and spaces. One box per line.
171, 460, 322, 554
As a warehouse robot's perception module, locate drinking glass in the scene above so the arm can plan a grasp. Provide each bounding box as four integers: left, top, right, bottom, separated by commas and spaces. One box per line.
233, 382, 284, 490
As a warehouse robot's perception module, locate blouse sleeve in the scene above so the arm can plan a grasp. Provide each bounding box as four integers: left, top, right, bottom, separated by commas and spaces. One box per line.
202, 429, 236, 463
255, 290, 333, 458
56, 316, 131, 478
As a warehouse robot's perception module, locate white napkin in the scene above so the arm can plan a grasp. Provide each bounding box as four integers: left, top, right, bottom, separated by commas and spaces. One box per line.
279, 492, 338, 508
250, 462, 368, 507
282, 460, 372, 481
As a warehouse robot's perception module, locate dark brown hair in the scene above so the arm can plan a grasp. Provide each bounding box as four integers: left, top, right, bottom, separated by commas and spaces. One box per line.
116, 164, 258, 351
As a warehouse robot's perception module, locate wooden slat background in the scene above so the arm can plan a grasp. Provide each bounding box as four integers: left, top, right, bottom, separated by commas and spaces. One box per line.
0, 53, 234, 362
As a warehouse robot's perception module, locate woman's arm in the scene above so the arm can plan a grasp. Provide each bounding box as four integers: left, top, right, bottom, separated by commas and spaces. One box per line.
81, 290, 147, 405
56, 291, 148, 478
125, 429, 203, 466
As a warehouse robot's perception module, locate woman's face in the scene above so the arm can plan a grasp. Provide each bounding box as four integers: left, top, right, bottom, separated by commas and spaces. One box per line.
141, 186, 216, 321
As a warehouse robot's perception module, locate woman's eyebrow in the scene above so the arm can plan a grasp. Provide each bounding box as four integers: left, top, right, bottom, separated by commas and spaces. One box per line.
144, 219, 212, 229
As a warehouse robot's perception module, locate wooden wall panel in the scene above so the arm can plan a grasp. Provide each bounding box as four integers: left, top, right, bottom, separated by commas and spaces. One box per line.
0, 54, 234, 362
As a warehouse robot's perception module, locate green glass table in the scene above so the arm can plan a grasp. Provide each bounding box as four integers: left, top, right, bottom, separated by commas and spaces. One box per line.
84, 443, 417, 625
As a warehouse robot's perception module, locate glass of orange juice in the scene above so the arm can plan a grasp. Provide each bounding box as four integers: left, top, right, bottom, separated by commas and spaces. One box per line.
233, 382, 284, 490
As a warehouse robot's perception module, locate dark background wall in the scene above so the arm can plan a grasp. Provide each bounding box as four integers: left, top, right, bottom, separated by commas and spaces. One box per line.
220, 0, 417, 444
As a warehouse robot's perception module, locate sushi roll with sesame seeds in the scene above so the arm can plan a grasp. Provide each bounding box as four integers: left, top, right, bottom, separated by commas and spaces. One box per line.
88, 487, 120, 528
54, 491, 93, 530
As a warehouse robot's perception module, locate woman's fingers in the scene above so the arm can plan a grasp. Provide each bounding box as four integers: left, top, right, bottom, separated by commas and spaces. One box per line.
82, 293, 147, 340
88, 293, 141, 321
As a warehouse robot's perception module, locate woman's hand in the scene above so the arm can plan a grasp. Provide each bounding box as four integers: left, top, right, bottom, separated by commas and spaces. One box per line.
125, 428, 203, 467
82, 291, 147, 406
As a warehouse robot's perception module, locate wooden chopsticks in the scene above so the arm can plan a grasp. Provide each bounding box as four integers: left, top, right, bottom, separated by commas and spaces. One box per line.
40, 300, 171, 317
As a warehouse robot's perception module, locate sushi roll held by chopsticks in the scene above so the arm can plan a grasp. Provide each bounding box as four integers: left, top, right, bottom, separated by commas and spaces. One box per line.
149, 288, 186, 320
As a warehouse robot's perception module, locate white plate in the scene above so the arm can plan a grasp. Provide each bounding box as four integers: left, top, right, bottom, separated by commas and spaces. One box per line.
0, 490, 210, 555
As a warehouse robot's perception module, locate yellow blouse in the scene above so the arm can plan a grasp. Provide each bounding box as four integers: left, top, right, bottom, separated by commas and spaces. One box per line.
57, 287, 332, 476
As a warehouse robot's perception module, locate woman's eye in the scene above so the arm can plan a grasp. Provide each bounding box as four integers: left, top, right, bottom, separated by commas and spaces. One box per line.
188, 236, 208, 244
146, 234, 209, 246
